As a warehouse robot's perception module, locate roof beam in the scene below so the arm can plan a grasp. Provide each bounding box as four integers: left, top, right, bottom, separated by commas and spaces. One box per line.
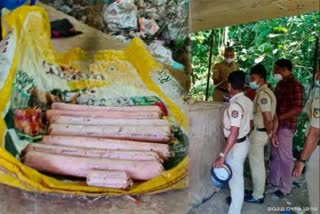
190, 0, 320, 32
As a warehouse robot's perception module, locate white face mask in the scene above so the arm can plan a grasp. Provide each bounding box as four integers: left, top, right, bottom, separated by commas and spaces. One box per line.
249, 81, 259, 90
225, 58, 233, 63
315, 79, 320, 87
273, 74, 283, 83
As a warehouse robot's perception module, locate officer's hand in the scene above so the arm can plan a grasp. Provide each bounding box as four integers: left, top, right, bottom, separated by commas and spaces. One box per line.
214, 157, 225, 168
213, 79, 220, 85
271, 133, 279, 147
293, 161, 304, 177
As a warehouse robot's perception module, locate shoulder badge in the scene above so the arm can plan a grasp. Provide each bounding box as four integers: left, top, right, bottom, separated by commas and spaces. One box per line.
313, 108, 320, 118
231, 110, 239, 118
261, 98, 268, 104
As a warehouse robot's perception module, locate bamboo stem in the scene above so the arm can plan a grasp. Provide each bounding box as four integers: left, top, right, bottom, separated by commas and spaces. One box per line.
205, 29, 215, 101
313, 34, 319, 81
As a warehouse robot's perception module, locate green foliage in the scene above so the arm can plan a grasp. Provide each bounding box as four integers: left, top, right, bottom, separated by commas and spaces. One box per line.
189, 30, 221, 100
164, 126, 189, 170
190, 12, 320, 148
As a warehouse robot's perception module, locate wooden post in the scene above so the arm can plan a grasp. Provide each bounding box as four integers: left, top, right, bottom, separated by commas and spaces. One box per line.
205, 30, 215, 101
313, 34, 319, 80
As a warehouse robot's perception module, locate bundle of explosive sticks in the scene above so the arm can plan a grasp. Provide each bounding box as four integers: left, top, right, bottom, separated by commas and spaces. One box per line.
22, 102, 173, 189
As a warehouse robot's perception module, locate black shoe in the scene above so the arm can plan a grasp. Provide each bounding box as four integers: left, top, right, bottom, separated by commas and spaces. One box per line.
266, 183, 278, 193
245, 190, 266, 198
244, 195, 264, 204
226, 196, 231, 206
272, 190, 288, 199
244, 189, 253, 197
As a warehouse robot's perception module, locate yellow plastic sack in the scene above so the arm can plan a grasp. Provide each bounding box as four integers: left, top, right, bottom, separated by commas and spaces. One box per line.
0, 6, 189, 196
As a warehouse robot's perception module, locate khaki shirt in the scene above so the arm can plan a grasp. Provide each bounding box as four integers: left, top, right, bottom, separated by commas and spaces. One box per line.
212, 61, 239, 89
253, 84, 277, 128
305, 87, 320, 129
223, 92, 253, 138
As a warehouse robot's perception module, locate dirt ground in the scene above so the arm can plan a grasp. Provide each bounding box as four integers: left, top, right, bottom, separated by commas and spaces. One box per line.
190, 176, 311, 214
0, 175, 311, 214
0, 184, 190, 214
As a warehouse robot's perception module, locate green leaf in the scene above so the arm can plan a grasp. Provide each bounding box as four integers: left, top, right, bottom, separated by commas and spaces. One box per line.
273, 26, 288, 33
268, 33, 281, 38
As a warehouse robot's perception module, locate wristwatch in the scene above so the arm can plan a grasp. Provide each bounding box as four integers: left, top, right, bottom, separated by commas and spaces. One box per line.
219, 152, 225, 158
298, 158, 306, 163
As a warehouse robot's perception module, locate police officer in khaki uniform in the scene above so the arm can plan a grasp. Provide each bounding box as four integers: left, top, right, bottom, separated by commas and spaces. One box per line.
293, 71, 320, 214
212, 47, 239, 102
244, 64, 277, 204
214, 70, 253, 214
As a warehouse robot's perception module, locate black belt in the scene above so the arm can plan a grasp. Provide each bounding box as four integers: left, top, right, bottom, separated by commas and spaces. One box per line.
225, 136, 248, 143
256, 128, 267, 132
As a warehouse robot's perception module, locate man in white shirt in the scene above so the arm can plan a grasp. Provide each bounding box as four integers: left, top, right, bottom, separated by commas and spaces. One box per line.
214, 70, 254, 214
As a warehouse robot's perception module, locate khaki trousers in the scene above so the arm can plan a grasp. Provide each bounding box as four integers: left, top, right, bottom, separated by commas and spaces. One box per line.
306, 146, 319, 214
249, 130, 269, 199
226, 139, 250, 214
